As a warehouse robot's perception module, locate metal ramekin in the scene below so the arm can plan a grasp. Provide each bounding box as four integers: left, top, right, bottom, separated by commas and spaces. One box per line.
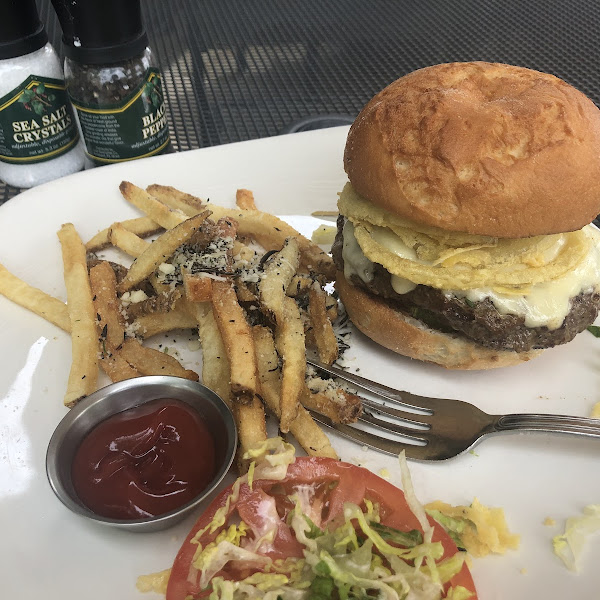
46, 376, 236, 532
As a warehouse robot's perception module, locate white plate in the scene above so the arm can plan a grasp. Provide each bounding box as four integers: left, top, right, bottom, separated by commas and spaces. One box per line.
1, 126, 599, 600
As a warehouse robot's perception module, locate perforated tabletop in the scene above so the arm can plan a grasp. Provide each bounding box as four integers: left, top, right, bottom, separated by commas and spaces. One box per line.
2, 0, 600, 204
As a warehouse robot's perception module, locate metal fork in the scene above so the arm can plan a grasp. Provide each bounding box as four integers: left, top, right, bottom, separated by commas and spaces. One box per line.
307, 359, 600, 460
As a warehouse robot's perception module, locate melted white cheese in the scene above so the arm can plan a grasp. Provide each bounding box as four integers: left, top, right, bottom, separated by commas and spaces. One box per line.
370, 226, 420, 261
342, 220, 375, 283
456, 240, 600, 329
343, 220, 600, 330
390, 276, 418, 295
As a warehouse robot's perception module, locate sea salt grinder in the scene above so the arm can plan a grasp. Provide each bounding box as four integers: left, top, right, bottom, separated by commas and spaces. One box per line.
52, 0, 172, 167
0, 0, 85, 188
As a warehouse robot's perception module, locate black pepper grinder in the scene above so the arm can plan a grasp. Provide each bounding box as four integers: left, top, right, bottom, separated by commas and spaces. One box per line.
51, 0, 172, 167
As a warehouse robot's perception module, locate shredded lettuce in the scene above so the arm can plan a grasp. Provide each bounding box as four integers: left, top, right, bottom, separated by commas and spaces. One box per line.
343, 503, 444, 562
399, 450, 439, 584
192, 439, 473, 600
243, 437, 296, 481
553, 504, 600, 572
445, 585, 475, 600
192, 438, 296, 543
246, 460, 256, 490
425, 510, 468, 550
195, 539, 270, 589
370, 522, 423, 548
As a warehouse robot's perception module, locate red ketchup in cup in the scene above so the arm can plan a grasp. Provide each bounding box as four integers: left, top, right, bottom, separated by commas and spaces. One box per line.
71, 398, 216, 519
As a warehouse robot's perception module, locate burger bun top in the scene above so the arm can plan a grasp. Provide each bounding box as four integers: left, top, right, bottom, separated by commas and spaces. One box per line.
344, 62, 600, 238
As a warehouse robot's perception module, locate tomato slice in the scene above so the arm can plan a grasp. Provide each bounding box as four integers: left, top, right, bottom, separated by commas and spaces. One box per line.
166, 457, 478, 600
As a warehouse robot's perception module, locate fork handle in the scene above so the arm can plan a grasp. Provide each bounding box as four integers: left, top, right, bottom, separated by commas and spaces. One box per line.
495, 414, 600, 437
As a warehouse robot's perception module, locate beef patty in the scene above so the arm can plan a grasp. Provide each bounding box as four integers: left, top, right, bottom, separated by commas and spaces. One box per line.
332, 217, 600, 352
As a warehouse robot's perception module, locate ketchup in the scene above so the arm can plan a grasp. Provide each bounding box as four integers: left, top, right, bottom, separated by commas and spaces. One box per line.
71, 399, 216, 519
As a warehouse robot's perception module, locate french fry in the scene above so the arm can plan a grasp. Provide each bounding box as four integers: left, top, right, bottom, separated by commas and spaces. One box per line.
253, 326, 337, 458
190, 302, 266, 468
286, 273, 317, 298
58, 223, 99, 406
308, 281, 338, 365
325, 292, 338, 321
85, 216, 162, 252
258, 240, 306, 432
117, 338, 199, 380
146, 184, 335, 278
124, 288, 182, 321
183, 273, 214, 303
259, 237, 300, 323
87, 258, 128, 284
0, 263, 70, 331
147, 184, 204, 216
120, 181, 188, 230
211, 279, 260, 403
234, 281, 258, 303
100, 353, 140, 383
233, 398, 267, 470
235, 188, 257, 210
301, 381, 362, 424
118, 211, 210, 293
134, 305, 197, 339
277, 296, 306, 432
89, 262, 126, 352
108, 222, 150, 257
188, 302, 231, 406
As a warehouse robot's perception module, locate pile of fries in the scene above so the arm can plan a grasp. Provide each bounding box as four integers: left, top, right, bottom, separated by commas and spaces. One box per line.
0, 182, 363, 468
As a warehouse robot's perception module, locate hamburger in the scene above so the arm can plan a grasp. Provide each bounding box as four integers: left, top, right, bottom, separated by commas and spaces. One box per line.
332, 61, 600, 369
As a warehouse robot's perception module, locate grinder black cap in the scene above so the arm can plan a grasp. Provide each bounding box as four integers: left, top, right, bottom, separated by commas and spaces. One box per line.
51, 0, 149, 64
0, 0, 48, 60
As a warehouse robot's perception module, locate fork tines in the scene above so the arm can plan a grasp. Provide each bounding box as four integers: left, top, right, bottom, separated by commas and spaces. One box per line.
307, 359, 438, 458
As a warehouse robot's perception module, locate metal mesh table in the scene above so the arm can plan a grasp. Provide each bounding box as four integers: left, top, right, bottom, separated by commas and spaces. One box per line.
3, 0, 600, 204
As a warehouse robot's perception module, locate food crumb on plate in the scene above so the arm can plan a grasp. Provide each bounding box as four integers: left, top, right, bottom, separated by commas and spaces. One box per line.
591, 402, 600, 418
544, 517, 557, 527
378, 468, 391, 479
425, 498, 520, 558
311, 224, 337, 245
552, 504, 600, 572
136, 568, 171, 593
520, 568, 527, 575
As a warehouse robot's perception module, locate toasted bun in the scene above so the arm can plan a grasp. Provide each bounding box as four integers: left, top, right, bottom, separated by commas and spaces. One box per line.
344, 62, 600, 238
336, 272, 541, 369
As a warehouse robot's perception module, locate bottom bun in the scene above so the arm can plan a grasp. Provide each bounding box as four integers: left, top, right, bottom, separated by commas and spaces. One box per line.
335, 272, 542, 370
